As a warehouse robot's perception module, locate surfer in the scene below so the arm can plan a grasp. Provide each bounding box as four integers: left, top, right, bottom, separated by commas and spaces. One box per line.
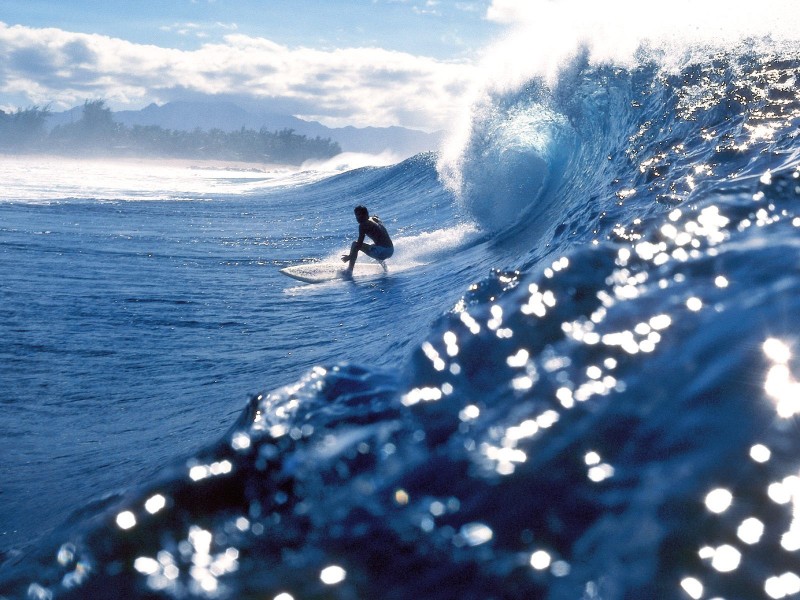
342, 205, 394, 273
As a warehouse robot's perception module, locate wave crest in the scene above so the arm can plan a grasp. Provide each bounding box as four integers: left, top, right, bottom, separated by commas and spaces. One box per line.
439, 87, 578, 232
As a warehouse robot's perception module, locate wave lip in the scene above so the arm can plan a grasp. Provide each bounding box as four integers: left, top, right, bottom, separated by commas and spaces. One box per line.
440, 90, 578, 234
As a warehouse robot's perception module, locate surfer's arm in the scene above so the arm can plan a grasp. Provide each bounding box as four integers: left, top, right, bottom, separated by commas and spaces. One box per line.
341, 227, 367, 262
355, 226, 366, 251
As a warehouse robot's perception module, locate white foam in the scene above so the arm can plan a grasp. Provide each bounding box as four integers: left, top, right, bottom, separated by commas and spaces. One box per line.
481, 0, 800, 88
324, 223, 481, 271
301, 151, 404, 173
393, 224, 481, 264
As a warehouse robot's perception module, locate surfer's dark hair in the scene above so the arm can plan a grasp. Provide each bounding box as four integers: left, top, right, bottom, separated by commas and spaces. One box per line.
354, 205, 368, 217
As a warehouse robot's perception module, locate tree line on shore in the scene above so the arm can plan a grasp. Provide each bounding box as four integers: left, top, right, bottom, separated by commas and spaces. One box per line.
0, 100, 342, 165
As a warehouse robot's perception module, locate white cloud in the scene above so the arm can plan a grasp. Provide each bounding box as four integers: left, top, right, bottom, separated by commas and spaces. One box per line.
160, 21, 238, 38
455, 2, 483, 13
485, 0, 536, 23
413, 0, 441, 15
0, 22, 474, 131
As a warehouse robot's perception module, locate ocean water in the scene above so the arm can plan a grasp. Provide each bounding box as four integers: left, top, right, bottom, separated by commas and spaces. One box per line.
3, 36, 800, 600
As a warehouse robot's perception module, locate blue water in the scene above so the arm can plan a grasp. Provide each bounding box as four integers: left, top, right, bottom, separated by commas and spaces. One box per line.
3, 41, 800, 599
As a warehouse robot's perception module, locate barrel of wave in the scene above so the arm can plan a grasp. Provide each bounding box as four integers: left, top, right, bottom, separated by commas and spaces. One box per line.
439, 98, 578, 233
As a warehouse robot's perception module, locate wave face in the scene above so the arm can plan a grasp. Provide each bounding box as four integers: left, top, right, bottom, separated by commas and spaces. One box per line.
4, 43, 800, 600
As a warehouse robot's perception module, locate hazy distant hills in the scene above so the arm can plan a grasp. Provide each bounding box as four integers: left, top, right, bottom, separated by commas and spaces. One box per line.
46, 101, 444, 158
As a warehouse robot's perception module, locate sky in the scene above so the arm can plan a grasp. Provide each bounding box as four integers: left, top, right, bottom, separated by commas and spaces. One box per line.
0, 0, 512, 131
3, 0, 798, 133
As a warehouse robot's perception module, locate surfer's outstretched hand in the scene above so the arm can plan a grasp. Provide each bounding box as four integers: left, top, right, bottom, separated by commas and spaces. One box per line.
341, 254, 350, 263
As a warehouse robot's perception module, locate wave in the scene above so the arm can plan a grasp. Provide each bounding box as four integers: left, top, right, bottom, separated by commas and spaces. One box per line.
6, 162, 800, 599
5, 11, 800, 600
300, 150, 406, 173
439, 35, 800, 245
439, 87, 578, 233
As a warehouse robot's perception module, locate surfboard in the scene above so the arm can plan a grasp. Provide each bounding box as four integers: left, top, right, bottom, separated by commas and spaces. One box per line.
279, 261, 387, 283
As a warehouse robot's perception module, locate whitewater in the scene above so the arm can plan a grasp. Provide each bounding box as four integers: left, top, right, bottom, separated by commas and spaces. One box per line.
4, 9, 800, 600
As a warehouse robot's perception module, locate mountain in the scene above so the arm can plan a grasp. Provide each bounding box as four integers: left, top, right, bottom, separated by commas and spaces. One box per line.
45, 101, 444, 158
114, 101, 308, 133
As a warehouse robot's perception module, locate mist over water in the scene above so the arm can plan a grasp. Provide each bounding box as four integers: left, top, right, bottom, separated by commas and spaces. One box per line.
0, 156, 297, 202
0, 153, 410, 203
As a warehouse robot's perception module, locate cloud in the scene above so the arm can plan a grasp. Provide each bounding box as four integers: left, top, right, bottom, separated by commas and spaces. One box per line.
485, 0, 535, 23
413, 1, 441, 15
160, 21, 238, 38
454, 2, 483, 13
0, 21, 474, 131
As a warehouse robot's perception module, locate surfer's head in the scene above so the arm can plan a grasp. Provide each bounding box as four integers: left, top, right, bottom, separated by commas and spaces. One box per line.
354, 205, 369, 223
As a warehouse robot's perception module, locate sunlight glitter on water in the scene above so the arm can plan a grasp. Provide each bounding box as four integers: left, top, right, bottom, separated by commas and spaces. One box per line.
763, 338, 800, 418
